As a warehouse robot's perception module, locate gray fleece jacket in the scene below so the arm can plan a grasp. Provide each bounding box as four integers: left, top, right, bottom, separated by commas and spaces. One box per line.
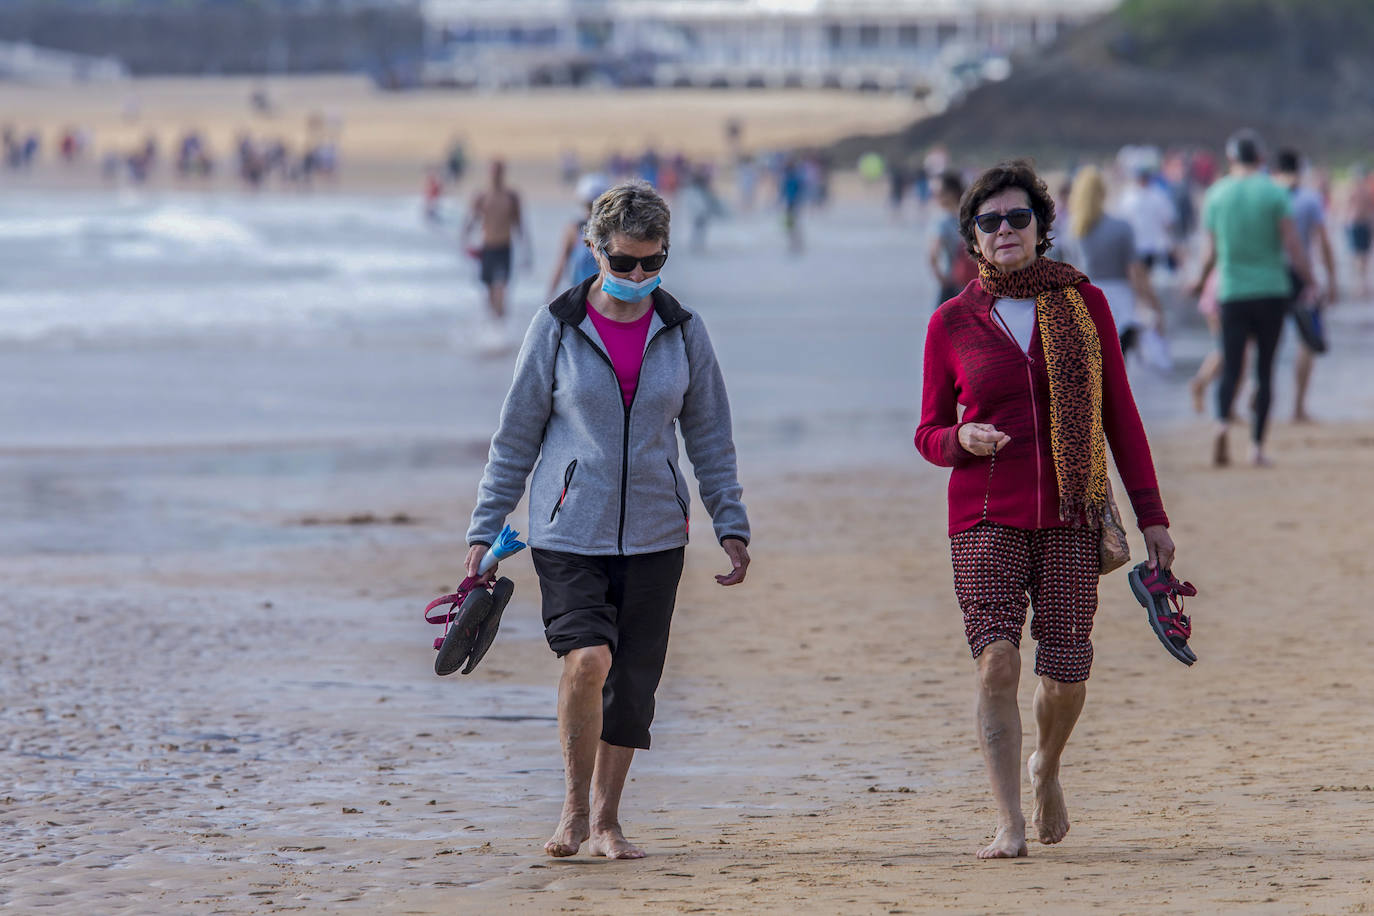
467, 276, 750, 556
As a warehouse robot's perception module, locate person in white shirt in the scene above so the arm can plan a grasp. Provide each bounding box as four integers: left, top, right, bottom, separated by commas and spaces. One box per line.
1117, 168, 1178, 271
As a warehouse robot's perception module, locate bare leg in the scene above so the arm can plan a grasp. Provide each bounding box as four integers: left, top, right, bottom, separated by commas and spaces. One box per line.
545, 646, 611, 857
1293, 344, 1315, 422
974, 641, 1028, 858
1189, 350, 1221, 414
1189, 313, 1223, 414
1028, 676, 1086, 845
588, 743, 645, 859
489, 281, 507, 321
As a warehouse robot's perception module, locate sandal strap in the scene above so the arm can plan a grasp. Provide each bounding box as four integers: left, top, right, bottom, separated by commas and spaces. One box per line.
423, 574, 484, 625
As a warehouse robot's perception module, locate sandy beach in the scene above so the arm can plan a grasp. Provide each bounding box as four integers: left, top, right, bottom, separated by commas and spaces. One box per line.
2, 148, 1374, 911
3, 416, 1374, 913
0, 76, 923, 193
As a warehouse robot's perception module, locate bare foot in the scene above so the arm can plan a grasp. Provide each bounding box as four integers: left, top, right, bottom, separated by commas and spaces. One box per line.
1293, 411, 1313, 424
544, 810, 589, 858
589, 822, 645, 859
977, 821, 1028, 859
1028, 752, 1069, 845
1212, 429, 1229, 468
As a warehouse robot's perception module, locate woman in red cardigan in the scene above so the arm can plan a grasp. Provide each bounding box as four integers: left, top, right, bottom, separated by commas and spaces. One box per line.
915, 161, 1177, 859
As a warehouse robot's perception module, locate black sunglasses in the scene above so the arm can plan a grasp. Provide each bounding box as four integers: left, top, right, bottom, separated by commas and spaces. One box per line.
601, 247, 668, 273
974, 208, 1035, 234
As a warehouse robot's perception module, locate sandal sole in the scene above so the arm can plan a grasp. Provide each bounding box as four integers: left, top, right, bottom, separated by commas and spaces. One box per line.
462, 577, 513, 675
434, 588, 493, 677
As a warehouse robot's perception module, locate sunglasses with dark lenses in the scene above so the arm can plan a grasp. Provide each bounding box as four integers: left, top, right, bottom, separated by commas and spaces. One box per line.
974, 208, 1035, 234
601, 248, 668, 273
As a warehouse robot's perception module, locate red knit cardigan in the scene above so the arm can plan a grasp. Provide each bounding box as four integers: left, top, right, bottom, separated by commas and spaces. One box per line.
915, 279, 1170, 537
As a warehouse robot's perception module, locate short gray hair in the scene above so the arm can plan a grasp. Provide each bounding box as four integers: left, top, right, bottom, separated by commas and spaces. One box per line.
583, 179, 671, 252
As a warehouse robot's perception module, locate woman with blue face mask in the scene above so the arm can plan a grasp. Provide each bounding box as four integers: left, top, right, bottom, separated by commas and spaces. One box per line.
464, 179, 751, 861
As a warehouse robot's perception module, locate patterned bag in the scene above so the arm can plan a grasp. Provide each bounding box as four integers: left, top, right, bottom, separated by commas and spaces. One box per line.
1098, 479, 1131, 575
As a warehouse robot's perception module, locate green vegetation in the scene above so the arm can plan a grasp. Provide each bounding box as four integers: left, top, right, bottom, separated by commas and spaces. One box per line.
1115, 0, 1374, 66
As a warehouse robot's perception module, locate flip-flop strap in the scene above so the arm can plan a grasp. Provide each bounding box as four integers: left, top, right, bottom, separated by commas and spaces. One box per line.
423, 574, 485, 625
424, 592, 465, 625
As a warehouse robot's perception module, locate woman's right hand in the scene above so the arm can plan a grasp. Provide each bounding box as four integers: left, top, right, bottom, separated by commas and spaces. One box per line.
958, 423, 1011, 457
465, 544, 493, 582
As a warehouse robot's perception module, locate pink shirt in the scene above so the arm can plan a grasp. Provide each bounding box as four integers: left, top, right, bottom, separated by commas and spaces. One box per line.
586, 301, 654, 407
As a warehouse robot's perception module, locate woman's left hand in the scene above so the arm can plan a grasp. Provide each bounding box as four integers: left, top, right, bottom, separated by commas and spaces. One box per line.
715, 537, 750, 586
1142, 525, 1175, 571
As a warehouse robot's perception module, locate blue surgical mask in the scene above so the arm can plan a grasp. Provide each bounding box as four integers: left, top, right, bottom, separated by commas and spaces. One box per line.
600, 272, 661, 302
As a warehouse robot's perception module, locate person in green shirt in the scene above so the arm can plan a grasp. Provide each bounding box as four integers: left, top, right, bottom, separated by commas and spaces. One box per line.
1193, 130, 1315, 467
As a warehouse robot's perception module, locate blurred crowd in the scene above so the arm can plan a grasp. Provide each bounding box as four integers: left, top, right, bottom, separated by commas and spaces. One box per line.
0, 110, 341, 190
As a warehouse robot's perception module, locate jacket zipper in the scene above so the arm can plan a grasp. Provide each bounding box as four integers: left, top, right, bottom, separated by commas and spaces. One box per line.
549, 458, 578, 523
1026, 360, 1044, 530
667, 458, 690, 535
991, 304, 1044, 529
569, 319, 683, 555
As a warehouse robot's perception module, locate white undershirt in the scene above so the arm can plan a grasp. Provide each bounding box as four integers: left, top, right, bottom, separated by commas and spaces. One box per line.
992, 297, 1036, 354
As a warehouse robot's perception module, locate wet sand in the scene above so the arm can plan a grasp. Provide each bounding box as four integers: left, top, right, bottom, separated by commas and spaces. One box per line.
3, 190, 1374, 911
3, 418, 1374, 913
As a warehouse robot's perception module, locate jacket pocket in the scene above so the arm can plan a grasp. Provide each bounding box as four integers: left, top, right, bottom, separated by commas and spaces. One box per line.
549, 459, 578, 523
667, 459, 690, 534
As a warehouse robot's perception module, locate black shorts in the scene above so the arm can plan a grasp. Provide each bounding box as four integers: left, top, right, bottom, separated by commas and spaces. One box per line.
1349, 222, 1372, 255
531, 547, 685, 749
479, 245, 511, 286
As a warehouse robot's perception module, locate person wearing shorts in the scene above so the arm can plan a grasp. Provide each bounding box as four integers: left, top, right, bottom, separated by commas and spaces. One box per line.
915, 160, 1176, 859
463, 160, 524, 326
465, 180, 751, 861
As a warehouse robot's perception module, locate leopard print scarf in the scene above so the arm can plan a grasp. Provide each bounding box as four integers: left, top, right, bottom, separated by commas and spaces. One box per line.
977, 254, 1108, 525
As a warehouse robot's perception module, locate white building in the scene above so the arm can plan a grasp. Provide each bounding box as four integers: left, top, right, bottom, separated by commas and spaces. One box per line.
420, 0, 1116, 91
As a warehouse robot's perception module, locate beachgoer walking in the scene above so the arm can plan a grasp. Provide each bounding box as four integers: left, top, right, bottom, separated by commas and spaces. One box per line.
1187, 266, 1232, 415
546, 173, 607, 300
682, 166, 722, 253
1346, 169, 1373, 299
466, 180, 751, 860
929, 171, 978, 307
1193, 130, 1315, 466
1273, 148, 1338, 423
423, 168, 444, 224
779, 156, 806, 254
915, 160, 1176, 859
1063, 166, 1164, 359
1117, 164, 1178, 272
463, 160, 525, 326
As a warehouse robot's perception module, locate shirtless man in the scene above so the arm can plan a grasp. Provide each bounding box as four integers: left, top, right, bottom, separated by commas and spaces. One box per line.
1273, 148, 1337, 423
463, 160, 525, 324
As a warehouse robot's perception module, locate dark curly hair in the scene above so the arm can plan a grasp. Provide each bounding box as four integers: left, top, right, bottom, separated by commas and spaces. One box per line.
958, 159, 1056, 259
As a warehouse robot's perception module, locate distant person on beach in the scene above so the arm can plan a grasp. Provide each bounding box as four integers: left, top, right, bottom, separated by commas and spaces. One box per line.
1193, 130, 1315, 467
546, 173, 607, 299
463, 160, 525, 327
1062, 165, 1163, 360
466, 180, 751, 860
887, 157, 909, 220
915, 160, 1176, 859
682, 166, 723, 252
1273, 148, 1337, 423
929, 171, 978, 307
1345, 168, 1372, 298
779, 156, 806, 254
1117, 163, 1178, 272
423, 167, 445, 224
1187, 266, 1232, 415
445, 138, 467, 184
